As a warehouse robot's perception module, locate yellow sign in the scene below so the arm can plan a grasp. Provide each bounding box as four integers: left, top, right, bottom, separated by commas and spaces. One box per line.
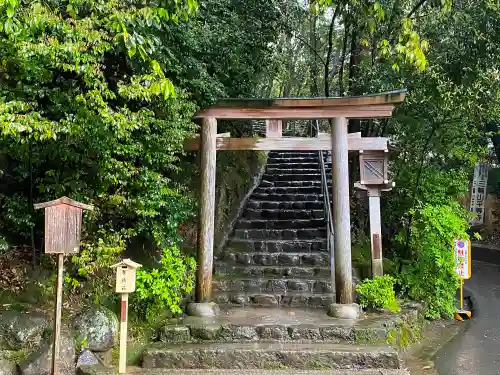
454, 239, 471, 280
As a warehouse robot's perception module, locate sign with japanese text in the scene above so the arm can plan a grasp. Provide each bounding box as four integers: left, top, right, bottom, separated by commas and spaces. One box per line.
454, 240, 471, 280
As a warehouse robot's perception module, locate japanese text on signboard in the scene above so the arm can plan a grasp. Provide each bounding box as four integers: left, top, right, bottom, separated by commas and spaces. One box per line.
454, 240, 471, 280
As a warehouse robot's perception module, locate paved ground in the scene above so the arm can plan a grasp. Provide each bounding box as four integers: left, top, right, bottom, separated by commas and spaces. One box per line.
434, 258, 500, 375
79, 369, 410, 375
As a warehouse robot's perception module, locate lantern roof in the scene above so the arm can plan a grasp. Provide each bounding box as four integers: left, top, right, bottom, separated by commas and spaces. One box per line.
33, 196, 94, 211
111, 258, 142, 269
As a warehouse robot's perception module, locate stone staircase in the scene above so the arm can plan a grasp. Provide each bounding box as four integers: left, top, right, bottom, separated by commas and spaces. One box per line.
143, 307, 403, 370
213, 151, 334, 308
135, 151, 411, 372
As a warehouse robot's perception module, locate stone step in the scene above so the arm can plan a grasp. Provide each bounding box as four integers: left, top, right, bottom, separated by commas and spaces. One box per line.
266, 168, 321, 175
243, 209, 324, 220
269, 151, 318, 158
213, 277, 333, 294
250, 193, 322, 202
234, 228, 327, 240
226, 239, 327, 253
219, 252, 330, 266
254, 186, 322, 194
142, 342, 400, 370
246, 201, 324, 210
262, 174, 327, 182
214, 264, 331, 279
236, 219, 326, 230
156, 307, 397, 345
213, 292, 334, 308
265, 181, 332, 189
259, 180, 322, 187
267, 162, 320, 169
267, 157, 319, 164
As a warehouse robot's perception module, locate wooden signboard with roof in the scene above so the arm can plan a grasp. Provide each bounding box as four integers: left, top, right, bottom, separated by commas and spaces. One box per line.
34, 196, 93, 375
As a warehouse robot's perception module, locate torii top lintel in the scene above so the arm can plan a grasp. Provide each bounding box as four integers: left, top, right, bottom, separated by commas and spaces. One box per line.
194, 89, 407, 120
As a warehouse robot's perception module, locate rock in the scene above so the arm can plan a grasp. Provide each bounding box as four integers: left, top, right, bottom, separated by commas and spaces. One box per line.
186, 302, 220, 317
76, 364, 114, 375
0, 311, 50, 350
73, 307, 118, 352
159, 326, 190, 343
92, 350, 112, 367
287, 326, 321, 340
19, 330, 76, 375
0, 358, 16, 375
76, 350, 99, 368
220, 326, 258, 341
190, 325, 222, 340
257, 326, 287, 340
328, 303, 361, 319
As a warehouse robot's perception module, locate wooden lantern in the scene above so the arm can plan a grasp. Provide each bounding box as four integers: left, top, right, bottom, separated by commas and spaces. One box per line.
34, 196, 93, 254
111, 259, 142, 293
359, 149, 389, 186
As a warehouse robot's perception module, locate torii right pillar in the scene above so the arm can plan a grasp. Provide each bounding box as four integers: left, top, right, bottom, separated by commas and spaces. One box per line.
328, 117, 360, 319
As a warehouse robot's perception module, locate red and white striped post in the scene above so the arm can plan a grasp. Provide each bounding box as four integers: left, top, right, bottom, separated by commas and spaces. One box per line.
119, 293, 128, 373
111, 259, 142, 374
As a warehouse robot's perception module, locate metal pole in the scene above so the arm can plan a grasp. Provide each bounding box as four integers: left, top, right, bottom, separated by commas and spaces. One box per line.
51, 253, 64, 375
368, 190, 383, 277
460, 279, 464, 310
331, 117, 353, 304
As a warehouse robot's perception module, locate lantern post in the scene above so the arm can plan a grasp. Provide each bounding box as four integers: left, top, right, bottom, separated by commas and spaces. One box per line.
33, 197, 93, 375
355, 150, 394, 277
110, 259, 142, 374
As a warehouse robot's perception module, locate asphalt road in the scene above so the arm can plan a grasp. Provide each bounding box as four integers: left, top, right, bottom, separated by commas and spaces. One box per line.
434, 246, 500, 375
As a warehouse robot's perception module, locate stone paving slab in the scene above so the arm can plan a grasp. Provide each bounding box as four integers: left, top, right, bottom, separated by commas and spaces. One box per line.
78, 367, 410, 375
166, 306, 399, 328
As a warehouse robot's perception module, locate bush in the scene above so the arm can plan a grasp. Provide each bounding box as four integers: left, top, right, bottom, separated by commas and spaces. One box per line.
133, 245, 196, 322
356, 275, 400, 312
398, 202, 469, 319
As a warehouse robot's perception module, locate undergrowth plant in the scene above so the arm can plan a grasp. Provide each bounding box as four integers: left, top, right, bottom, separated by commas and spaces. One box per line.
356, 275, 400, 312
398, 202, 469, 319
133, 245, 196, 322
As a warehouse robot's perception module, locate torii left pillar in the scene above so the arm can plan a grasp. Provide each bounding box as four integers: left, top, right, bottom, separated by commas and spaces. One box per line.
187, 116, 220, 317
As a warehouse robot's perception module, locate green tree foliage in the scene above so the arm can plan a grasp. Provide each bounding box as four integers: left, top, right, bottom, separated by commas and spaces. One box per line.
0, 0, 281, 309
0, 0, 199, 293
398, 203, 470, 319
264, 0, 498, 318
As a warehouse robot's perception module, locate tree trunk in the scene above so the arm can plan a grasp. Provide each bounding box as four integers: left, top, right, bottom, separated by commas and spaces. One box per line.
338, 17, 349, 97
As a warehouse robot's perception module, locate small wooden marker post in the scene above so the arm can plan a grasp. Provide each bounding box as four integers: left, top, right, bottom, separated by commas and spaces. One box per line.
111, 259, 142, 374
33, 196, 93, 375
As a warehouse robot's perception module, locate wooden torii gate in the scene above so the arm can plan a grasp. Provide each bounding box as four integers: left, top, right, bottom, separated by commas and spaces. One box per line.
185, 89, 406, 317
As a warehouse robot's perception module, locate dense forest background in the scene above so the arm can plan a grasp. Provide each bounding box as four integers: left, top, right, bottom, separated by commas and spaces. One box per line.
0, 0, 499, 320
